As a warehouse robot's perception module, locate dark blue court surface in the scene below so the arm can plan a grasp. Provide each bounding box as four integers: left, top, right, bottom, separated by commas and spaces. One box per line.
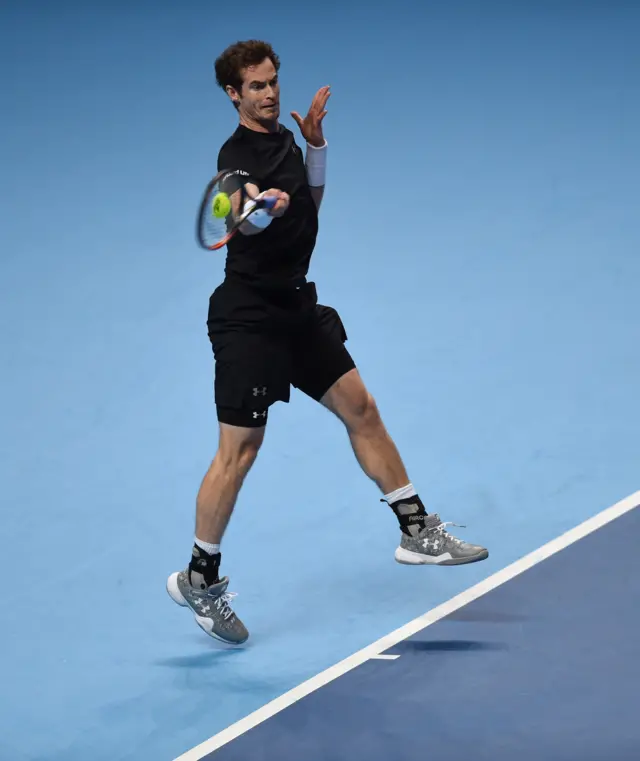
180, 497, 640, 761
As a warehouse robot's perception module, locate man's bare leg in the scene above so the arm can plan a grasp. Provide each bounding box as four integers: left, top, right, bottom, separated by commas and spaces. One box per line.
194, 422, 266, 546
166, 422, 264, 645
320, 368, 410, 495
320, 368, 489, 565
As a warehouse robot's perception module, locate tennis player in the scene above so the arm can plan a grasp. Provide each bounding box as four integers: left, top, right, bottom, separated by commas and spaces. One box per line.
167, 40, 488, 644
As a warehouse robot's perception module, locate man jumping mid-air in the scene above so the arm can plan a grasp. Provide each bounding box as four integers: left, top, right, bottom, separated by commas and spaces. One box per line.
167, 40, 488, 645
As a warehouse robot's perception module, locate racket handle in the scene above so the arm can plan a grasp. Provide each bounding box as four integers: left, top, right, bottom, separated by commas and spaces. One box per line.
258, 195, 278, 210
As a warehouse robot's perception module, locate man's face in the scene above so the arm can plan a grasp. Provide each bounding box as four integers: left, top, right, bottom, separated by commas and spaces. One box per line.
229, 58, 280, 124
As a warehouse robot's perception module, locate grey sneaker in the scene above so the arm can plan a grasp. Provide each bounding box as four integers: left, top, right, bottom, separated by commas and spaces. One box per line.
394, 513, 488, 566
166, 569, 249, 645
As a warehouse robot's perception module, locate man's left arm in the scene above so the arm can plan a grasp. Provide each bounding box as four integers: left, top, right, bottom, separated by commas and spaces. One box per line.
291, 85, 331, 211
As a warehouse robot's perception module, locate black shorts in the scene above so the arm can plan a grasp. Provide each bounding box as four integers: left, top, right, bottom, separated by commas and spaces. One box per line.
207, 279, 356, 427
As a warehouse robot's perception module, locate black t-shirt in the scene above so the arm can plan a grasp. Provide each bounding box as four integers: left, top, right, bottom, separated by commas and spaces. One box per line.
217, 124, 319, 288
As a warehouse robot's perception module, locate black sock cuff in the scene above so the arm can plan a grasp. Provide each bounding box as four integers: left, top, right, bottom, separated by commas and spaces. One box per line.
383, 493, 426, 512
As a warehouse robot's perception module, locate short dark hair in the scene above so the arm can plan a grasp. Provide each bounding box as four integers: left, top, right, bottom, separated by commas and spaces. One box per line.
214, 40, 280, 94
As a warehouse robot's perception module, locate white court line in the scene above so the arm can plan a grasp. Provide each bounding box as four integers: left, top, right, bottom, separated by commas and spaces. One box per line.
370, 654, 401, 660
174, 490, 640, 761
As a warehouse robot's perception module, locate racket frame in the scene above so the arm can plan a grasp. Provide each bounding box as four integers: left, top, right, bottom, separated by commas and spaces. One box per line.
196, 169, 277, 251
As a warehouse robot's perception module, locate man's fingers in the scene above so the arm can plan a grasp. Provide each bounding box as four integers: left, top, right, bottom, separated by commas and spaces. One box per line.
291, 88, 330, 125
315, 86, 331, 109
261, 189, 289, 216
272, 197, 289, 216
309, 86, 330, 110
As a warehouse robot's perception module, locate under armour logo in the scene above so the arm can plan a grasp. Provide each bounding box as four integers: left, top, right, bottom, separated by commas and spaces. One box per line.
253, 410, 266, 419
252, 386, 267, 397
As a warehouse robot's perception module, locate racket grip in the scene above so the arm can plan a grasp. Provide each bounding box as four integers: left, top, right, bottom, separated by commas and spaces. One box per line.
260, 195, 278, 209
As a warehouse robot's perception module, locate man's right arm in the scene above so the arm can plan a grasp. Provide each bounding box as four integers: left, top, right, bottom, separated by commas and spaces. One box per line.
226, 177, 265, 236
234, 182, 290, 236
217, 149, 289, 235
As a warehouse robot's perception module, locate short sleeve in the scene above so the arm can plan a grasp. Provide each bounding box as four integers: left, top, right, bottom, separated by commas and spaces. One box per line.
217, 140, 260, 198
218, 139, 256, 174
218, 140, 240, 172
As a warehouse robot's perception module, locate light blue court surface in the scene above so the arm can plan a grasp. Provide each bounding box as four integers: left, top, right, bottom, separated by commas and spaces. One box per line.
1, 2, 639, 761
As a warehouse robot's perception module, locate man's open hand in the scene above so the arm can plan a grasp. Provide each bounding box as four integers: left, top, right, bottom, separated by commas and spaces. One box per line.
291, 86, 331, 148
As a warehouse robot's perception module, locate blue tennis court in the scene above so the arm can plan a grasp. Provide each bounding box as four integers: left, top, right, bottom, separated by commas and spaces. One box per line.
2, 3, 639, 761
175, 492, 640, 761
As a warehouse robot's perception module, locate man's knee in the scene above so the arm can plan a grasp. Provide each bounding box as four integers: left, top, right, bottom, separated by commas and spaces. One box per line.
216, 421, 265, 475
322, 369, 381, 431
350, 389, 381, 431
342, 382, 375, 421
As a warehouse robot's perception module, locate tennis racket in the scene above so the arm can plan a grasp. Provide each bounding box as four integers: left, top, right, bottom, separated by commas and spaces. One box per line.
196, 169, 277, 250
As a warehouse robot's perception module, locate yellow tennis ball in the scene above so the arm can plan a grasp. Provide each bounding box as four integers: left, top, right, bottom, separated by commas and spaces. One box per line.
212, 192, 231, 218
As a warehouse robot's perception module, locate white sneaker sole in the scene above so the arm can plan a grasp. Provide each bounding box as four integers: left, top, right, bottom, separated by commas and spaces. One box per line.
395, 546, 488, 565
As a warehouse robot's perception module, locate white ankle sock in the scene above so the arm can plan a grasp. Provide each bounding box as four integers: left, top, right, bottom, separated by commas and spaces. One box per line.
195, 537, 221, 555
383, 483, 417, 504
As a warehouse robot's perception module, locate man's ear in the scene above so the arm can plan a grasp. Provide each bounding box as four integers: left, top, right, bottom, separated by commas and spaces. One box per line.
225, 85, 240, 109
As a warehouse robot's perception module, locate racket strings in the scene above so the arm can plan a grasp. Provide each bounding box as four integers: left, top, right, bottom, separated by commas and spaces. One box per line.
201, 182, 233, 246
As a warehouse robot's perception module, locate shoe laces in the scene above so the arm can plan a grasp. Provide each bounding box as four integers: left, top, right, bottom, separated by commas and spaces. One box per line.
210, 590, 238, 621
432, 518, 467, 546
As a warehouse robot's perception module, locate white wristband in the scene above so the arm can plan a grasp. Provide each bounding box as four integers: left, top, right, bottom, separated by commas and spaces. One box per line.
305, 140, 327, 187
242, 196, 273, 229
